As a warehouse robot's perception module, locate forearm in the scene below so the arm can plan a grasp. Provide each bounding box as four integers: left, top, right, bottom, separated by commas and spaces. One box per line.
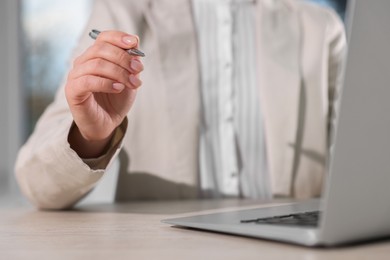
15, 116, 127, 210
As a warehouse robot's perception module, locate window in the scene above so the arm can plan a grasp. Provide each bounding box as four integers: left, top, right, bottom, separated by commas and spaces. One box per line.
309, 0, 348, 20
0, 0, 92, 206
22, 0, 92, 133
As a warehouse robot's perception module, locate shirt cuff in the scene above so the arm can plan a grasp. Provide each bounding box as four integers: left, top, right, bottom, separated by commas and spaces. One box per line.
79, 118, 128, 170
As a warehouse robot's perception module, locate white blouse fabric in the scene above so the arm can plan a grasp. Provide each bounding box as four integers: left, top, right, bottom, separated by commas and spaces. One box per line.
192, 0, 271, 198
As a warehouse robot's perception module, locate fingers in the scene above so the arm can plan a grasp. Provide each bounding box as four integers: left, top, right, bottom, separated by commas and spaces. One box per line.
69, 30, 144, 98
95, 30, 139, 49
130, 58, 144, 74
70, 75, 131, 98
70, 58, 142, 89
74, 42, 144, 74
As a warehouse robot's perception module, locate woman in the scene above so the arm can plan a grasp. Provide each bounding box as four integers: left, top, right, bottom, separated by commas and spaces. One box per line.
15, 0, 346, 209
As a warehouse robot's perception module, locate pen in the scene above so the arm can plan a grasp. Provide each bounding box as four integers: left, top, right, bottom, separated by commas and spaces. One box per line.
89, 29, 145, 57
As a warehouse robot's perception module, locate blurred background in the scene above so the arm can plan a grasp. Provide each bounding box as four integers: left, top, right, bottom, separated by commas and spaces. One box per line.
0, 0, 347, 206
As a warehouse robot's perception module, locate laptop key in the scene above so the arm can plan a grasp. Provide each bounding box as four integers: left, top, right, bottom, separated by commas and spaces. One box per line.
241, 211, 321, 227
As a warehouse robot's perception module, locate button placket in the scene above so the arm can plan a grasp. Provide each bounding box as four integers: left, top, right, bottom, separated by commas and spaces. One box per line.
217, 0, 239, 195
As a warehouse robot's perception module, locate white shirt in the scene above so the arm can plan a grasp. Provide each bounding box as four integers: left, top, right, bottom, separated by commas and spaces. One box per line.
192, 0, 271, 198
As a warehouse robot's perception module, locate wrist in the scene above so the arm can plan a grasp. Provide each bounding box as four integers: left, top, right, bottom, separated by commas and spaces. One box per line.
68, 123, 114, 159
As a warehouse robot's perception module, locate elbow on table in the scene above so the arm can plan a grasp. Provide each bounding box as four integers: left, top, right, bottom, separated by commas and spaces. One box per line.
15, 169, 80, 211
32, 196, 77, 211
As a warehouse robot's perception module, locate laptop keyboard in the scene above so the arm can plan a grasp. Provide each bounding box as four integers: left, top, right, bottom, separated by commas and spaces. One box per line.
240, 211, 321, 227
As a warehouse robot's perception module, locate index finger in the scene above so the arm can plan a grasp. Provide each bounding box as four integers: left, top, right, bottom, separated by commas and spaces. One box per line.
93, 29, 139, 50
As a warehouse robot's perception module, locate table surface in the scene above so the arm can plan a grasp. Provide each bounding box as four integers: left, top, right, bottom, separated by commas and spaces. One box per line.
1, 199, 390, 260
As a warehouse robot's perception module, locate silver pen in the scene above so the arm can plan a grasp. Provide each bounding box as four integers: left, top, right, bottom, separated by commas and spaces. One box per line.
89, 29, 145, 57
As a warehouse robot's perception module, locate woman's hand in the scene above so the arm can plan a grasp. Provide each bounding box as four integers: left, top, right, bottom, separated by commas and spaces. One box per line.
65, 30, 144, 158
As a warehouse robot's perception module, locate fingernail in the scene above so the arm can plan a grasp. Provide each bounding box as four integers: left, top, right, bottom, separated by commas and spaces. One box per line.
130, 60, 144, 72
113, 83, 125, 91
122, 35, 137, 46
129, 74, 142, 87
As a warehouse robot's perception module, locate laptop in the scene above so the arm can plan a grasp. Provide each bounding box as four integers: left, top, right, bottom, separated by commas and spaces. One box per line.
162, 0, 390, 246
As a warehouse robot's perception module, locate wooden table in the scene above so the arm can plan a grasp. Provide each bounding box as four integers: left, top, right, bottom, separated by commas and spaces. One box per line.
1, 199, 390, 259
